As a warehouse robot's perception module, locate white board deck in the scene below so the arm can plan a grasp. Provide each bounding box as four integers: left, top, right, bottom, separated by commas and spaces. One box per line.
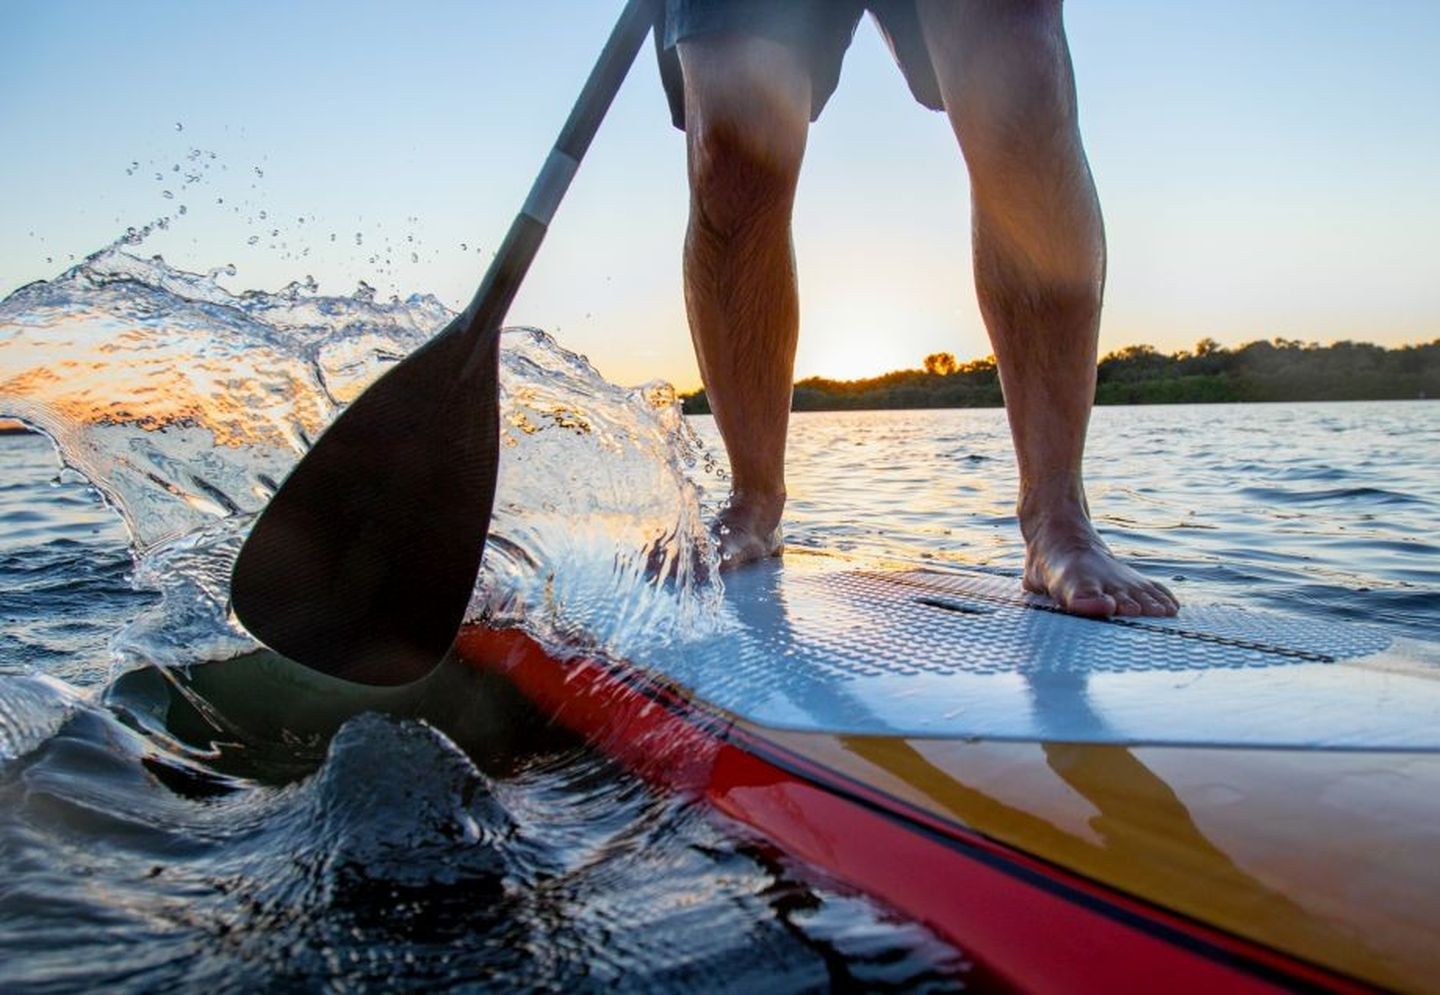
620, 556, 1440, 749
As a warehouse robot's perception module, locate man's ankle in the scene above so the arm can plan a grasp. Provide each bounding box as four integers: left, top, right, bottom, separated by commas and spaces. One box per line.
1017, 478, 1089, 539
726, 488, 786, 513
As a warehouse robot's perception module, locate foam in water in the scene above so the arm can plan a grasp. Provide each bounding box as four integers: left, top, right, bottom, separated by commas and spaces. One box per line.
0, 247, 724, 677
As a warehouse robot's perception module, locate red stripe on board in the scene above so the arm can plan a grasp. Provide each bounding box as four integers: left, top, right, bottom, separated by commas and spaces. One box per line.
457, 626, 1366, 994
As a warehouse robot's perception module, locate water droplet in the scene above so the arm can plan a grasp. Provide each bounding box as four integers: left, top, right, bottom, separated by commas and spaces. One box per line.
329, 233, 337, 242
177, 205, 187, 215
410, 252, 418, 263
718, 525, 731, 535
162, 190, 174, 199
253, 166, 264, 178
258, 210, 267, 220
174, 121, 183, 131
722, 551, 733, 561
246, 235, 259, 245
459, 242, 467, 251
355, 233, 363, 245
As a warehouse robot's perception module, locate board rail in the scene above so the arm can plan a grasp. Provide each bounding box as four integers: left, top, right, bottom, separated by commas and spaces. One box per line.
457, 624, 1374, 994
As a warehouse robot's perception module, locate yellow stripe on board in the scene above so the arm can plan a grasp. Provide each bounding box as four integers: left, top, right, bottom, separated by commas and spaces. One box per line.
750, 725, 1440, 992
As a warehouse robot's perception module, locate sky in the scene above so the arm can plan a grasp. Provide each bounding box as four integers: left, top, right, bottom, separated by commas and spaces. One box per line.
3, 1, 1438, 389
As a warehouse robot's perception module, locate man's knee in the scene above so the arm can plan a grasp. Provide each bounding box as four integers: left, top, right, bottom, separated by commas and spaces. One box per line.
679, 35, 810, 236
688, 118, 804, 236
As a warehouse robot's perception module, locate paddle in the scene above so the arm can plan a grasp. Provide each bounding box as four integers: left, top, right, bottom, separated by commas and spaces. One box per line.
230, 0, 659, 686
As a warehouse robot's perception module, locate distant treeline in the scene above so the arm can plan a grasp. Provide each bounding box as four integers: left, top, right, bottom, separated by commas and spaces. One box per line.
679, 338, 1440, 414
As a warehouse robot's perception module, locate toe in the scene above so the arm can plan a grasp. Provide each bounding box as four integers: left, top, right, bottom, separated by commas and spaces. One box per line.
1111, 592, 1145, 616
1136, 591, 1171, 617
1142, 582, 1179, 616
1061, 590, 1117, 618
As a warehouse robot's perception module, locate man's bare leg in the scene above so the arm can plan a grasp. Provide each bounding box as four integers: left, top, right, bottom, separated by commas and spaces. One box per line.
917, 0, 1177, 616
677, 35, 811, 567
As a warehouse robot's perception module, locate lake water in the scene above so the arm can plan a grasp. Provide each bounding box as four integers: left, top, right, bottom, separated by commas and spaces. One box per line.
1, 250, 1437, 990
741, 401, 1439, 642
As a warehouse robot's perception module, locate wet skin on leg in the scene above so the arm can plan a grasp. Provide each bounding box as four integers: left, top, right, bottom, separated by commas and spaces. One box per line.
677, 34, 811, 568
916, 0, 1177, 616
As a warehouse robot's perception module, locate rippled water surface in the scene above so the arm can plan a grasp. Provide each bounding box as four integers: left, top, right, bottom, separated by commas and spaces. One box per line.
1, 250, 1437, 991
751, 401, 1439, 642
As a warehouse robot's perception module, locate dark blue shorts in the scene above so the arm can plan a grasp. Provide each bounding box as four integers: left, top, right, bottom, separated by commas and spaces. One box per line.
654, 0, 943, 130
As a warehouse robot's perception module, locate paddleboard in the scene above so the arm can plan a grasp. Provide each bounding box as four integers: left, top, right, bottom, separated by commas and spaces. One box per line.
457, 551, 1440, 993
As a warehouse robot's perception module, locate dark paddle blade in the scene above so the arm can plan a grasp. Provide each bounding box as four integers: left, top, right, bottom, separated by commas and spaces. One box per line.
230, 0, 657, 686
230, 316, 500, 686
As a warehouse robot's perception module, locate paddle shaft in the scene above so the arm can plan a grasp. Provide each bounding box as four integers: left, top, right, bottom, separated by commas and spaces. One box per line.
461, 0, 658, 373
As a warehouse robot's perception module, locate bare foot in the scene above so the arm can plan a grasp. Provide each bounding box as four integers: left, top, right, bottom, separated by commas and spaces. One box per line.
714, 492, 784, 571
1022, 513, 1178, 618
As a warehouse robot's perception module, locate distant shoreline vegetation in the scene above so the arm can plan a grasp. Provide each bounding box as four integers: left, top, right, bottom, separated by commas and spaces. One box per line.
679, 338, 1440, 414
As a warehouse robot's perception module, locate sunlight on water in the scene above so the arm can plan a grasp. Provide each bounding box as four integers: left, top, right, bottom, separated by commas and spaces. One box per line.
0, 247, 723, 676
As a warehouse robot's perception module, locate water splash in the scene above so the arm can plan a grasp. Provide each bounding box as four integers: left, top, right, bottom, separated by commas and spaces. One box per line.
479, 329, 722, 657
0, 248, 723, 675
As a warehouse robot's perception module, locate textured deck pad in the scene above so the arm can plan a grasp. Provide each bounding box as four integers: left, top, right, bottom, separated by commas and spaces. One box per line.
620, 563, 1440, 748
